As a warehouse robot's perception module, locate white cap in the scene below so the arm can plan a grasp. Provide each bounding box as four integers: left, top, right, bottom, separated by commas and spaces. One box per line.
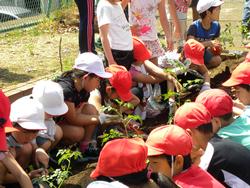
10, 96, 47, 130
73, 52, 112, 79
32, 80, 68, 116
197, 0, 224, 14
87, 181, 128, 188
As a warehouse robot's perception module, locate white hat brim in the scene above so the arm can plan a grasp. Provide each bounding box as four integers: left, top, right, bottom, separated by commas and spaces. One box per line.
19, 121, 47, 130
95, 72, 113, 79
45, 103, 68, 116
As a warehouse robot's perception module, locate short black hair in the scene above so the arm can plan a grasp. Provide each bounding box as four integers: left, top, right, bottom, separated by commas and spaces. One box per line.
196, 122, 213, 134
238, 84, 250, 92
199, 6, 217, 19
219, 112, 233, 122
165, 154, 192, 171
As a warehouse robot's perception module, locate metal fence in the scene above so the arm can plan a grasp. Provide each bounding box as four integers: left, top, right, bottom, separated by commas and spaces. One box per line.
0, 0, 73, 32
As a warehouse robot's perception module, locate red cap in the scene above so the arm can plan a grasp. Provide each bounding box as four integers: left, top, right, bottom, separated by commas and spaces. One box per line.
0, 90, 17, 151
106, 65, 132, 102
133, 36, 152, 61
222, 62, 250, 87
174, 102, 212, 129
195, 89, 233, 117
90, 138, 148, 178
146, 125, 192, 156
184, 39, 205, 65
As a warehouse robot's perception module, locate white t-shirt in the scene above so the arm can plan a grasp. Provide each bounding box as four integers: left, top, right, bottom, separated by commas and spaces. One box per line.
129, 0, 161, 41
97, 0, 133, 51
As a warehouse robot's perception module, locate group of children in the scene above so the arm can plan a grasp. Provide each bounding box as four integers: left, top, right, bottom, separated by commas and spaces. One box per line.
87, 54, 250, 187
2, 0, 250, 187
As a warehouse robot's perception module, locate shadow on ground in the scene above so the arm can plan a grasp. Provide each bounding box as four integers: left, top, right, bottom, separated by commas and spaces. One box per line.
0, 68, 33, 84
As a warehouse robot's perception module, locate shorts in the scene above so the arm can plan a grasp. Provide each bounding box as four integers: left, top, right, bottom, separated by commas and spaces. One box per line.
111, 49, 134, 70
36, 136, 50, 146
204, 49, 213, 66
143, 39, 165, 59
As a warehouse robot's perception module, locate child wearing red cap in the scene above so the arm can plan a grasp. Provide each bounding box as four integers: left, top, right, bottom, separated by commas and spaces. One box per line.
195, 88, 250, 187
146, 124, 224, 187
89, 64, 140, 115
174, 101, 250, 187
0, 90, 33, 188
183, 39, 211, 93
90, 138, 179, 187
214, 62, 250, 150
130, 37, 182, 118
187, 0, 223, 68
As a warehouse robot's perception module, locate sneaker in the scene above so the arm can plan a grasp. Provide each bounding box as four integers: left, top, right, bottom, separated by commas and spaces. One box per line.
81, 141, 100, 161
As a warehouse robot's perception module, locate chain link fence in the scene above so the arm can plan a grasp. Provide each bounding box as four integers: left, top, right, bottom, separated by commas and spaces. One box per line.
0, 0, 73, 32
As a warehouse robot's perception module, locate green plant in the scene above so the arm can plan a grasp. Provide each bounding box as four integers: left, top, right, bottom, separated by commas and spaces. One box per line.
99, 101, 143, 145
100, 129, 125, 146
219, 23, 234, 48
33, 149, 82, 188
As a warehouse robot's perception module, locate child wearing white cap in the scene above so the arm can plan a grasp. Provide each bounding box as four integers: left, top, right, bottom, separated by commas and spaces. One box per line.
3, 97, 49, 185
187, 0, 224, 69
54, 52, 122, 155
32, 80, 68, 151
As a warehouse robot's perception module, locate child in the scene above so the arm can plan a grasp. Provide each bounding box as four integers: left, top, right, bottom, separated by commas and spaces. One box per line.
183, 39, 211, 93
0, 90, 33, 188
97, 0, 133, 70
195, 89, 250, 187
74, 0, 96, 53
31, 80, 68, 151
90, 138, 179, 187
3, 96, 48, 186
166, 0, 192, 47
187, 0, 224, 68
176, 101, 250, 187
217, 62, 250, 148
159, 39, 210, 94
146, 124, 224, 187
129, 0, 173, 65
89, 64, 140, 115
55, 52, 121, 154
130, 37, 182, 118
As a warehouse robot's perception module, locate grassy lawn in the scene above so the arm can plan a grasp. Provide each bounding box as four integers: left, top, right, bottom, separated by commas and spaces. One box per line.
0, 0, 247, 90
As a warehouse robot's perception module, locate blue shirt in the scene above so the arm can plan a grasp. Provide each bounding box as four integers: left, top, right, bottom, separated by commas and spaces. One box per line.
218, 106, 250, 149
187, 20, 220, 42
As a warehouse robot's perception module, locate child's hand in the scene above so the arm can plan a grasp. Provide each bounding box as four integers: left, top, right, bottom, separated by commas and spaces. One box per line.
35, 148, 49, 169
169, 76, 182, 92
29, 168, 48, 179
166, 37, 174, 51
